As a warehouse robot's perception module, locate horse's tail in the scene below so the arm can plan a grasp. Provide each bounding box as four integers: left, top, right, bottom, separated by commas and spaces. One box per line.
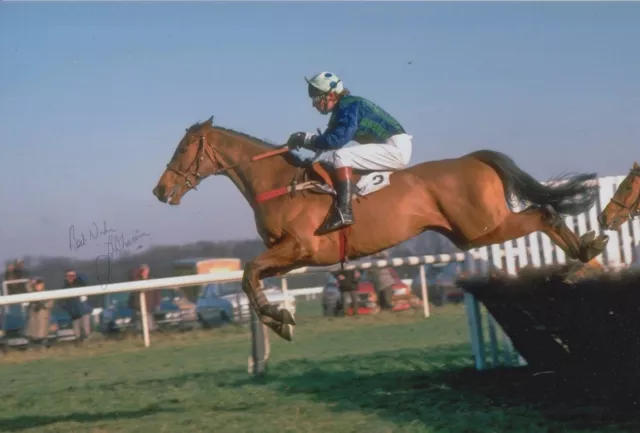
470, 150, 599, 216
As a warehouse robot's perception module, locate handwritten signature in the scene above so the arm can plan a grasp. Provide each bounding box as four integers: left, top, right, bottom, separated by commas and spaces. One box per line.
105, 229, 151, 259
69, 220, 117, 251
69, 221, 151, 289
96, 230, 151, 289
95, 254, 112, 290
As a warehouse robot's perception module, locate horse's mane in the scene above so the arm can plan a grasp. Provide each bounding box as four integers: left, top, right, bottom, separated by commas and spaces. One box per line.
187, 120, 310, 168
216, 126, 281, 150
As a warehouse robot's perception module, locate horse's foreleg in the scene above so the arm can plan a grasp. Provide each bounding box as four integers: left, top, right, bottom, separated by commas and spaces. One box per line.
242, 236, 306, 342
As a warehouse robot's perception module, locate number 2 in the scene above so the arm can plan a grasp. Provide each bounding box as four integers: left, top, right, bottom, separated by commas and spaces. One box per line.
372, 174, 384, 185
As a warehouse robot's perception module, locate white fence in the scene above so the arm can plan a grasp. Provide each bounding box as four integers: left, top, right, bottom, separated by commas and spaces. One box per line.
0, 254, 470, 348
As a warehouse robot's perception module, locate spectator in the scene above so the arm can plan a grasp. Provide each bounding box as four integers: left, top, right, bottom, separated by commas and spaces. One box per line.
14, 259, 28, 279
368, 250, 396, 310
24, 277, 54, 350
334, 268, 361, 316
4, 260, 29, 296
59, 269, 93, 342
4, 263, 16, 281
127, 264, 162, 332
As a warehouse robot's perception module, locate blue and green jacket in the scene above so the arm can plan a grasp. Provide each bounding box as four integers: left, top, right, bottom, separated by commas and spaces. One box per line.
313, 94, 406, 150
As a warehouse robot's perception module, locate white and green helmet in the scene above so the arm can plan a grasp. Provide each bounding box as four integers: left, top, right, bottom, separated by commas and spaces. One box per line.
305, 71, 344, 97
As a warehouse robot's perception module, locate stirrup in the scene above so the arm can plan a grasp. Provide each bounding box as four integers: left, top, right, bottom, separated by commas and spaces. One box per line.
318, 208, 354, 233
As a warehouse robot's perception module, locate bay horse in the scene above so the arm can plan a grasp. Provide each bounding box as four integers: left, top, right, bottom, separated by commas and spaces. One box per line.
598, 162, 640, 231
152, 116, 609, 341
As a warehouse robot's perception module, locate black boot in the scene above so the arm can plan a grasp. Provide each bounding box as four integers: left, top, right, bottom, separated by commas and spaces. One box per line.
318, 167, 355, 234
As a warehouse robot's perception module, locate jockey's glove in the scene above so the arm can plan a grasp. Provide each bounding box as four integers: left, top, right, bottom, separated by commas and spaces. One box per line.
287, 132, 316, 150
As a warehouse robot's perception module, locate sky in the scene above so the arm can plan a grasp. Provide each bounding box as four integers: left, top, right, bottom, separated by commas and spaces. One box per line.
0, 2, 639, 265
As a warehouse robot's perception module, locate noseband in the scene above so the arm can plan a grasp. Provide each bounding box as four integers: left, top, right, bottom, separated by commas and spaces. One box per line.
608, 168, 640, 218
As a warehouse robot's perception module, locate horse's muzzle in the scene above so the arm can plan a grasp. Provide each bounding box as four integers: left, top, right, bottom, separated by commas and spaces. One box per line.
152, 185, 168, 203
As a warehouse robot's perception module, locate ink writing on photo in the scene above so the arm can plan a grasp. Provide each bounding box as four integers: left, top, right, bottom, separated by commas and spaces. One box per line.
68, 220, 117, 251
96, 229, 151, 290
105, 229, 151, 259
67, 220, 151, 290
95, 254, 111, 290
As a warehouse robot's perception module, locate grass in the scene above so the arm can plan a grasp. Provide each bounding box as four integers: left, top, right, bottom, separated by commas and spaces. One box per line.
0, 301, 638, 433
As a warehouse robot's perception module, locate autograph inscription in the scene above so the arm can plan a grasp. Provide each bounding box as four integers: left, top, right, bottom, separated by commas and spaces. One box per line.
68, 220, 117, 251
68, 221, 151, 289
105, 229, 151, 258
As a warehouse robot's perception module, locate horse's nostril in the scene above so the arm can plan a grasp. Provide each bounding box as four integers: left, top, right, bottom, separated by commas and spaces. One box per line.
597, 213, 606, 227
153, 185, 166, 201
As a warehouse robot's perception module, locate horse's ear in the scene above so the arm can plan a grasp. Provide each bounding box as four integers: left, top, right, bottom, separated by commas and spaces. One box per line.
634, 161, 639, 169
206, 115, 214, 126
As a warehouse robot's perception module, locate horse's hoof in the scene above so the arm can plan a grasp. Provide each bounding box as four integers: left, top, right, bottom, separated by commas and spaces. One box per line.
279, 308, 296, 326
583, 234, 609, 261
592, 235, 610, 251
276, 323, 294, 342
580, 231, 596, 244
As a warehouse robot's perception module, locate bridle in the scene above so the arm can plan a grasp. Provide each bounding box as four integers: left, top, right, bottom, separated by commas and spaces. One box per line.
607, 167, 640, 219
165, 134, 225, 192
165, 132, 289, 194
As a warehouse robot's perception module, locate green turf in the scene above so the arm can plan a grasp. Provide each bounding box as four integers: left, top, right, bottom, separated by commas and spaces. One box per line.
0, 302, 636, 433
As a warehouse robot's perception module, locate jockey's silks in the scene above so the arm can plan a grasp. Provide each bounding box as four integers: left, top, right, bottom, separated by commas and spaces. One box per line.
313, 95, 406, 150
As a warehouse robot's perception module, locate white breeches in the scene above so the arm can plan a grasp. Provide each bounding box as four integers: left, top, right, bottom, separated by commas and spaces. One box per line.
313, 133, 413, 171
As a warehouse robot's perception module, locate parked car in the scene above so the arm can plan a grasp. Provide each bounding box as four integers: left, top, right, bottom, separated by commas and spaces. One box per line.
100, 289, 200, 335
0, 303, 67, 352
153, 288, 199, 331
99, 292, 136, 335
51, 306, 78, 343
196, 279, 296, 326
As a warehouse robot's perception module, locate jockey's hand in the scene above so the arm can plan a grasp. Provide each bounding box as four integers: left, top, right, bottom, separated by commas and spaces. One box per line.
287, 132, 315, 150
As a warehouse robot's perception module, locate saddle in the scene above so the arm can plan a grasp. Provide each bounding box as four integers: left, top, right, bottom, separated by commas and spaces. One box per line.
300, 162, 393, 199
255, 161, 393, 203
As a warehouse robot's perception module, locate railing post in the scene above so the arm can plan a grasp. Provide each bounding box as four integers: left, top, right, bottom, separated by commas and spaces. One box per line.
138, 291, 151, 348
250, 310, 267, 377
419, 265, 430, 318
464, 292, 486, 370
281, 277, 289, 309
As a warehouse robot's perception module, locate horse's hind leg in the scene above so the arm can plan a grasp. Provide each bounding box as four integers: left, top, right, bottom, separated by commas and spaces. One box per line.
242, 236, 305, 342
470, 206, 608, 263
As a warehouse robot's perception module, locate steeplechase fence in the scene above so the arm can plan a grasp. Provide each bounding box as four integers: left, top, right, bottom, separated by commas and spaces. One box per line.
462, 174, 640, 371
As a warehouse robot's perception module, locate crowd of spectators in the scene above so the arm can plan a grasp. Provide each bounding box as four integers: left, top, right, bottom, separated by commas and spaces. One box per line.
2, 259, 96, 348
1, 259, 165, 350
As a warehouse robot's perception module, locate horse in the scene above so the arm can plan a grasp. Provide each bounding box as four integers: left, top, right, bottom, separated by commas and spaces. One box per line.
152, 116, 609, 342
598, 162, 640, 231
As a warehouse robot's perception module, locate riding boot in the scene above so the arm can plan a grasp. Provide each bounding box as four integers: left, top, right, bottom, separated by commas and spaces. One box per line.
318, 166, 355, 234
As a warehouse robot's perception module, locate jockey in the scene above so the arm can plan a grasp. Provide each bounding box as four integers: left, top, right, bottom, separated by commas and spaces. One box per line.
287, 71, 413, 234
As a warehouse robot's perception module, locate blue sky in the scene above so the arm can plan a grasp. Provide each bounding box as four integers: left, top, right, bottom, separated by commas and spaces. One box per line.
1, 2, 638, 264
